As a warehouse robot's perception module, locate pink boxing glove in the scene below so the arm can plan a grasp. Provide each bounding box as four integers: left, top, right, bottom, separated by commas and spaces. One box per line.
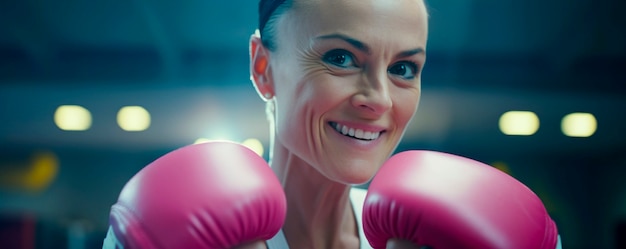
363, 150, 559, 249
105, 141, 286, 249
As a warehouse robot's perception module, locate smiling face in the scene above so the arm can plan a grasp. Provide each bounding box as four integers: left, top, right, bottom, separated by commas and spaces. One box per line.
253, 0, 428, 184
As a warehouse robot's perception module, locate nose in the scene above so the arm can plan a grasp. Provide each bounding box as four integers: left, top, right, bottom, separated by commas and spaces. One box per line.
350, 70, 392, 117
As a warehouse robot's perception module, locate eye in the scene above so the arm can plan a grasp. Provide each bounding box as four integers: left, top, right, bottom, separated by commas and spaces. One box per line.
388, 61, 419, 80
322, 49, 357, 68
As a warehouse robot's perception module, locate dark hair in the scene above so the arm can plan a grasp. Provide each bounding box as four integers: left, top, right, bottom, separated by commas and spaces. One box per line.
258, 0, 293, 51
258, 0, 429, 51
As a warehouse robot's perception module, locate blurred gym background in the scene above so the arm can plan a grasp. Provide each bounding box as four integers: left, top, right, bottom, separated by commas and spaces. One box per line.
1, 0, 624, 248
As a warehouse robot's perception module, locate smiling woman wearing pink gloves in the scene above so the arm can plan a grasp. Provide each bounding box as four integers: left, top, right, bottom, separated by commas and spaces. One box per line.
102, 0, 562, 248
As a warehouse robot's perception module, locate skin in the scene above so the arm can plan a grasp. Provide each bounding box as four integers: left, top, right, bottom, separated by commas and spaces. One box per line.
250, 0, 428, 248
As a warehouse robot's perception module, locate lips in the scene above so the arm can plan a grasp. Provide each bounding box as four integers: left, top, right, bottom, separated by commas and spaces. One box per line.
329, 122, 384, 141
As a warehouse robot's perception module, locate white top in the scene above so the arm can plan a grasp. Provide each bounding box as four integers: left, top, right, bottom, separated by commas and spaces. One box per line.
266, 187, 372, 249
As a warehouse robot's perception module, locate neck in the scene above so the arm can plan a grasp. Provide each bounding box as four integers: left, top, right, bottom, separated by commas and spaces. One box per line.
270, 143, 360, 249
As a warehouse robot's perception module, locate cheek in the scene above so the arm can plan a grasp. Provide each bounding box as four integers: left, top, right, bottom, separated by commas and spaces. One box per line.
303, 77, 353, 111
274, 74, 352, 143
392, 87, 421, 128
286, 73, 354, 115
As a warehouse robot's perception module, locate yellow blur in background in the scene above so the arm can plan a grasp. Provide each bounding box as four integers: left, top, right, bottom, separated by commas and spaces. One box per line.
0, 152, 59, 192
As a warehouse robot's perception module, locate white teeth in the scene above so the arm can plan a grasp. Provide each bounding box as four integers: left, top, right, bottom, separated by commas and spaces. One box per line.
355, 129, 364, 138
364, 131, 372, 140
332, 122, 381, 141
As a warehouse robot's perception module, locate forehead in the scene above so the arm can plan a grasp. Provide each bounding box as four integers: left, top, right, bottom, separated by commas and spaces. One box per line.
280, 0, 428, 48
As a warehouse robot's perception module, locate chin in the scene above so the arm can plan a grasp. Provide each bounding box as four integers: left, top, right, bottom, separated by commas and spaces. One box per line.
338, 175, 371, 186
333, 159, 382, 185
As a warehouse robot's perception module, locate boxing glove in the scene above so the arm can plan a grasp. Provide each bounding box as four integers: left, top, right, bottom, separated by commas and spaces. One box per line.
105, 141, 286, 249
363, 150, 559, 249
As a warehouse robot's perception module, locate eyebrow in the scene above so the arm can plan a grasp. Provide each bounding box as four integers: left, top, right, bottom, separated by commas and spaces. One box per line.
316, 33, 370, 53
315, 33, 425, 58
397, 48, 425, 58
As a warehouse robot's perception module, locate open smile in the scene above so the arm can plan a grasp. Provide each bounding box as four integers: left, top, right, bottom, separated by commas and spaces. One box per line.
328, 122, 385, 141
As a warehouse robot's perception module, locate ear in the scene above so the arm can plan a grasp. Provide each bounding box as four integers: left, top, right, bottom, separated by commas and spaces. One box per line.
249, 33, 274, 101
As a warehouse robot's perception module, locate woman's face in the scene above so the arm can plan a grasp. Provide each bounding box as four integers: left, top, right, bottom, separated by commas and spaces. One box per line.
268, 0, 428, 184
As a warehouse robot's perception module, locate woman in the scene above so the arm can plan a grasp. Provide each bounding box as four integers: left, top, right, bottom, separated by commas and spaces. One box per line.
250, 0, 428, 248
104, 0, 561, 247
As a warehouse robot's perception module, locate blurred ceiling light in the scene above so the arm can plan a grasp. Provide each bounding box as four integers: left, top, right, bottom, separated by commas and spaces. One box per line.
193, 138, 237, 144
54, 105, 92, 131
23, 151, 59, 191
193, 138, 264, 157
562, 112, 597, 137
499, 111, 540, 136
194, 138, 211, 144
194, 128, 238, 145
117, 106, 151, 131
242, 138, 264, 157
0, 151, 59, 192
